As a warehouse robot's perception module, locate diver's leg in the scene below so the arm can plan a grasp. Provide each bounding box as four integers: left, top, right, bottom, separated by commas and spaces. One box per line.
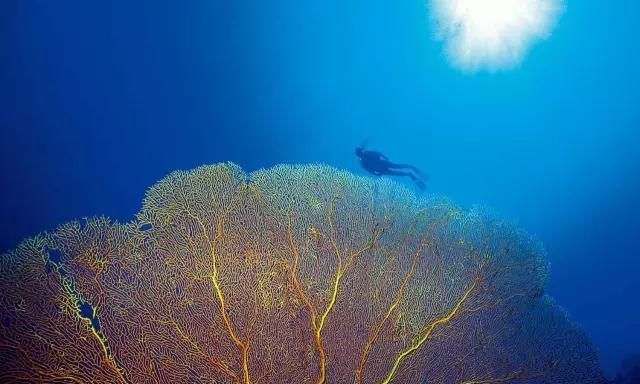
383, 169, 425, 189
384, 169, 425, 189
383, 169, 417, 180
386, 162, 422, 174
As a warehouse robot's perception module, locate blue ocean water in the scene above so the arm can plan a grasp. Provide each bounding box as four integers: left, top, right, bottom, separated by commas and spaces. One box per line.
1, 0, 638, 379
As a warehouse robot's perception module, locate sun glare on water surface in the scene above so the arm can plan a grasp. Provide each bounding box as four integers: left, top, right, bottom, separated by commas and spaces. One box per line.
430, 0, 564, 72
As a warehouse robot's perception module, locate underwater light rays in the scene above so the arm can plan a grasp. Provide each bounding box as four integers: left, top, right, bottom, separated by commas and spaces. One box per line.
429, 0, 565, 72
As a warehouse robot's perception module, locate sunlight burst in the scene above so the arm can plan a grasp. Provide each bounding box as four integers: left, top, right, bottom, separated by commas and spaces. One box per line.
430, 0, 564, 72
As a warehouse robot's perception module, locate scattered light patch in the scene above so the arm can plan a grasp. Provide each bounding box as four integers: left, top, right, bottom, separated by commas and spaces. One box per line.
429, 0, 565, 72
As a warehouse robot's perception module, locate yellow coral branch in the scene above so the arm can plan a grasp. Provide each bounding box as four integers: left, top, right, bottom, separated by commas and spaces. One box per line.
382, 279, 478, 384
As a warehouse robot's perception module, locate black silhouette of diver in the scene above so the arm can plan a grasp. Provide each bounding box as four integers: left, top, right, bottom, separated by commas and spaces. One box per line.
355, 143, 426, 190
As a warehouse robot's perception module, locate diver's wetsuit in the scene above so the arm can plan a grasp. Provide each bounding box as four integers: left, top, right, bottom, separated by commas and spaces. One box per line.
356, 147, 425, 189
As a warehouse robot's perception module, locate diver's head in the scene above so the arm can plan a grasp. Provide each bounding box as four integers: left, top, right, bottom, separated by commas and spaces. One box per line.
355, 147, 364, 158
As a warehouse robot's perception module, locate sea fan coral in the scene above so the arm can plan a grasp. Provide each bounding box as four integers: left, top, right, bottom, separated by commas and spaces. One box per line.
0, 163, 605, 383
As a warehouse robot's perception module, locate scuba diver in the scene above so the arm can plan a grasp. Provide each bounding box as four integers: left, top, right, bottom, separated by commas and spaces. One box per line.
355, 141, 426, 190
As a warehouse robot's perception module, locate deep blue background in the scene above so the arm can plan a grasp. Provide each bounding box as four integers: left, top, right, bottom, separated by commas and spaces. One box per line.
1, 0, 639, 377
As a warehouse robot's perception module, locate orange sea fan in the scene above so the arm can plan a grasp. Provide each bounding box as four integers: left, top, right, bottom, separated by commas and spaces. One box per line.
0, 163, 605, 383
